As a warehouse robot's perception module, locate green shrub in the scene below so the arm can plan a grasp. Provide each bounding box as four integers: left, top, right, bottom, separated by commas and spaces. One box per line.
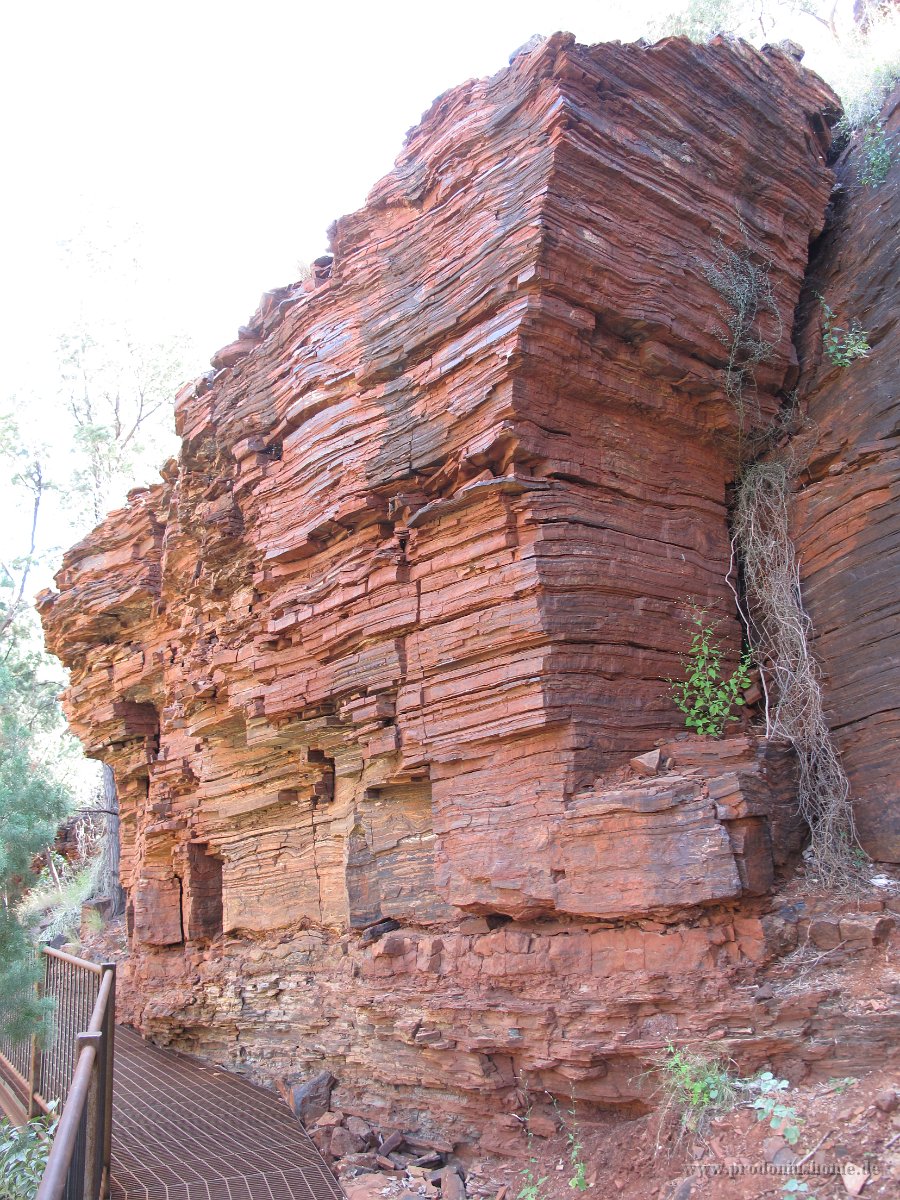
0, 1110, 57, 1200
652, 1041, 738, 1137
818, 297, 870, 367
517, 1161, 547, 1200
667, 608, 751, 737
858, 124, 892, 187
651, 1049, 816, 1164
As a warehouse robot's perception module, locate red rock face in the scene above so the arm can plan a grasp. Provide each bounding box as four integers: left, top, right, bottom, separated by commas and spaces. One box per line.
39, 34, 856, 1141
789, 88, 900, 861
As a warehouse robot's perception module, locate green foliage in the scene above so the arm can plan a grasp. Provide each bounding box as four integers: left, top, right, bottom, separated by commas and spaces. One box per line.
830, 5, 900, 133
651, 1050, 825, 1183
0, 1109, 57, 1200
569, 1162, 588, 1192
857, 124, 892, 186
653, 1041, 738, 1136
744, 1071, 803, 1145
0, 227, 190, 1046
818, 297, 871, 367
782, 1180, 814, 1197
517, 1163, 547, 1200
19, 858, 102, 947
517, 1085, 548, 1200
0, 608, 75, 1040
650, 0, 842, 44
651, 1048, 827, 1175
650, 0, 741, 41
827, 1075, 858, 1094
667, 609, 752, 737
549, 1093, 588, 1191
57, 326, 193, 528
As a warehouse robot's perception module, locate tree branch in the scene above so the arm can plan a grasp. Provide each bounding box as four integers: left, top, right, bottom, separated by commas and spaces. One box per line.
0, 459, 44, 644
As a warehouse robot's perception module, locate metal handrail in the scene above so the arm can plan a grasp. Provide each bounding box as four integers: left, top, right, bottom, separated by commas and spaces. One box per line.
43, 948, 105, 976
36, 964, 115, 1200
0, 947, 115, 1200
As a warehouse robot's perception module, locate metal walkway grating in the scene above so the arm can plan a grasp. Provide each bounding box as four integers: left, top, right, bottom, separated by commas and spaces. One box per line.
111, 1026, 345, 1200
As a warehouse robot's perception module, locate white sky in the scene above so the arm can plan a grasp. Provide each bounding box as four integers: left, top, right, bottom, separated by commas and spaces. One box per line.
0, 0, 858, 587
1, 3, 666, 362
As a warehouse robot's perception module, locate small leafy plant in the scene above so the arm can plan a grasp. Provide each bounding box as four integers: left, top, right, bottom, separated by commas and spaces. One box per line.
782, 1181, 814, 1197
549, 1092, 588, 1190
517, 1152, 547, 1200
818, 297, 870, 368
667, 609, 752, 737
744, 1071, 803, 1145
858, 124, 891, 187
0, 1109, 58, 1200
517, 1086, 547, 1200
653, 1041, 738, 1137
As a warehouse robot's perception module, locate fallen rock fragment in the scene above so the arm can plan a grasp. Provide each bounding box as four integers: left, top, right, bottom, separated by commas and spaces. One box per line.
440, 1166, 467, 1200
842, 1162, 870, 1196
285, 1070, 336, 1125
345, 1173, 392, 1200
332, 1125, 366, 1158
630, 748, 663, 777
347, 1115, 376, 1144
379, 1130, 405, 1155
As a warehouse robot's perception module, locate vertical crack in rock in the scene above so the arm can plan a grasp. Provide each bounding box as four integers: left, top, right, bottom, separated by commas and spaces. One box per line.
306, 801, 325, 926
776, 85, 900, 860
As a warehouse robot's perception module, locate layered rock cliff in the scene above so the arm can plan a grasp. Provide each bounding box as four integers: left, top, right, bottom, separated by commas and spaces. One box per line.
39, 34, 898, 1149
789, 86, 900, 861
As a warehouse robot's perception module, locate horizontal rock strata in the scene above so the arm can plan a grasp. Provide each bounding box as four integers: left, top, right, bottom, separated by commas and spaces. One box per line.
38, 33, 856, 1143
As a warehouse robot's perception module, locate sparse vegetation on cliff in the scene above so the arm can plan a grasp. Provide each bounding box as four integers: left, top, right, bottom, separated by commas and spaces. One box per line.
667, 608, 752, 737
18, 826, 104, 947
652, 1047, 813, 1156
517, 1087, 548, 1200
703, 234, 781, 445
746, 1070, 803, 1145
696, 220, 862, 887
652, 1041, 739, 1141
857, 123, 892, 185
549, 1093, 589, 1191
818, 295, 871, 365
732, 460, 860, 886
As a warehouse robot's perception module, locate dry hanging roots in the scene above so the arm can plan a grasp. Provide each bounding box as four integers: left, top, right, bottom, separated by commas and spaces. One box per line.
732, 460, 859, 888
703, 235, 781, 444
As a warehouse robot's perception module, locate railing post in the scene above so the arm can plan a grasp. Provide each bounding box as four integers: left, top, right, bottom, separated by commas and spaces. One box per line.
27, 954, 45, 1118
27, 1033, 38, 1118
100, 964, 115, 1199
77, 1031, 103, 1200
